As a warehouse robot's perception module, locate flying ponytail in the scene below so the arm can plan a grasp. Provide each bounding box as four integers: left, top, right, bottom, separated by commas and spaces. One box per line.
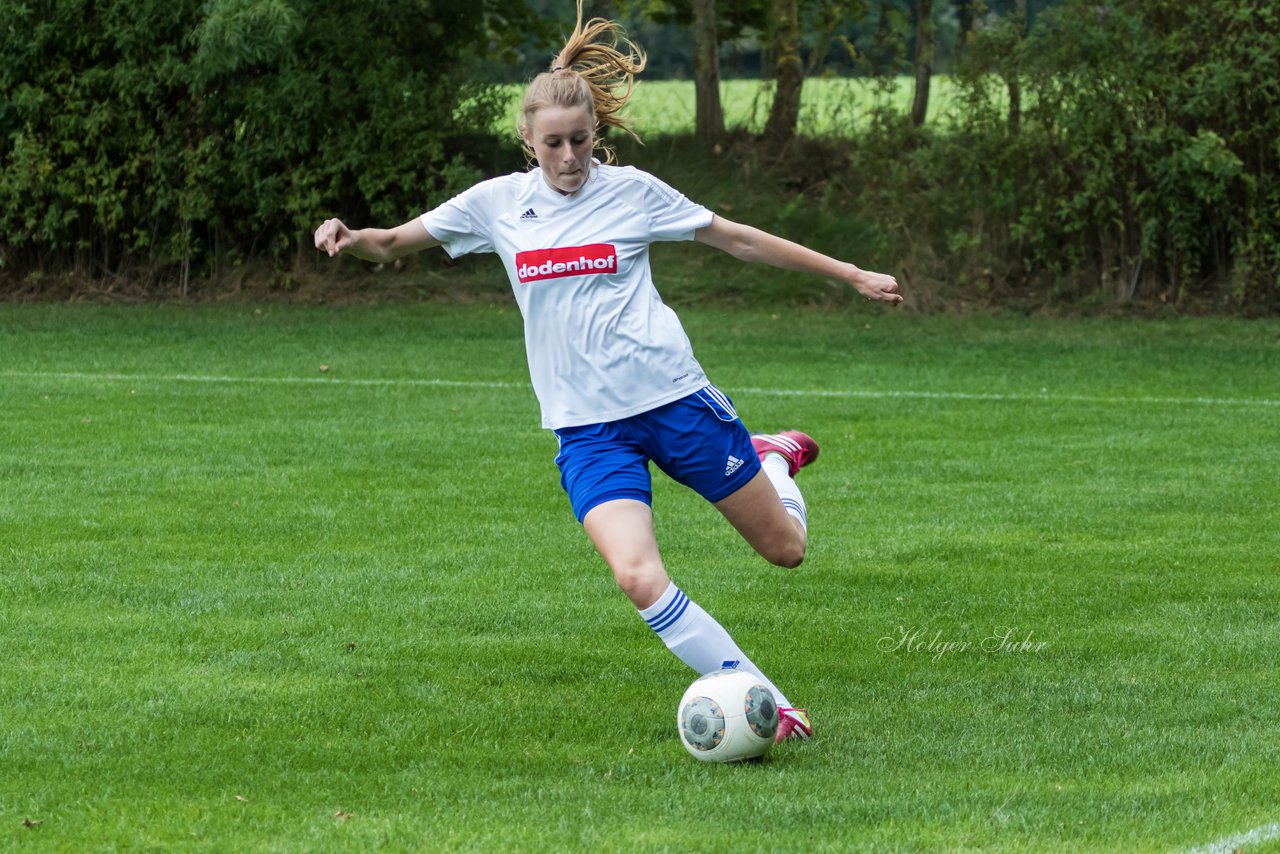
518, 0, 647, 164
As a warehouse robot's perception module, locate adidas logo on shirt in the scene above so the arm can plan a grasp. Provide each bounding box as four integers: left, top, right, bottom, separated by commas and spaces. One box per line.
519, 208, 538, 220
724, 455, 745, 476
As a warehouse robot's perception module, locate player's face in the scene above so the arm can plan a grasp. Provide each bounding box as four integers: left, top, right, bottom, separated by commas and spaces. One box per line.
525, 105, 595, 195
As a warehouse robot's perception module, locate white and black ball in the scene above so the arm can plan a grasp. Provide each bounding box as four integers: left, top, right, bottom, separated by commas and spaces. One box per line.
677, 669, 778, 762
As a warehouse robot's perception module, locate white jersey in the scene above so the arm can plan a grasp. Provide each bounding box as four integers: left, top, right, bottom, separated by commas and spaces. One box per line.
420, 163, 714, 430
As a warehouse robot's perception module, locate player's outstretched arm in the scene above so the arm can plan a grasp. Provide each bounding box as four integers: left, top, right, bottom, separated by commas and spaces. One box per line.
694, 214, 902, 304
313, 218, 442, 263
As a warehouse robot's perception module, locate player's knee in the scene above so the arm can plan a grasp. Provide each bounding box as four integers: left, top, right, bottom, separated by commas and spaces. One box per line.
764, 536, 805, 569
610, 561, 667, 606
773, 545, 805, 569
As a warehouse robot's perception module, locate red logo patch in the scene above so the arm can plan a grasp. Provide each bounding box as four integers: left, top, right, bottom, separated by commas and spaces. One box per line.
515, 243, 617, 283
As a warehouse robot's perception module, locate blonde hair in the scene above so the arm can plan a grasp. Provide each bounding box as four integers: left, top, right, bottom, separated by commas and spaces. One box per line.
518, 0, 647, 164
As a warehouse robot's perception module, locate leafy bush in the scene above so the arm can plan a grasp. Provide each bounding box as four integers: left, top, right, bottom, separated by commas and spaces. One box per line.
0, 0, 540, 290
863, 0, 1280, 309
4, 0, 1276, 312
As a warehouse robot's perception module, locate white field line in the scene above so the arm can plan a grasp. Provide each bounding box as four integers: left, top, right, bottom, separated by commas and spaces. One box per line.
1181, 821, 1280, 854
734, 385, 1280, 408
0, 371, 524, 391
2, 370, 1279, 409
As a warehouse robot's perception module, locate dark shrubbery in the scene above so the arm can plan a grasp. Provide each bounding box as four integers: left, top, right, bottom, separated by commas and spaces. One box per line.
0, 0, 537, 293
2, 0, 1276, 311
844, 0, 1280, 310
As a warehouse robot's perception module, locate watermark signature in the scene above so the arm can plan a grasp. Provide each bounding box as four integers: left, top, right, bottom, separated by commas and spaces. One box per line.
877, 625, 1049, 662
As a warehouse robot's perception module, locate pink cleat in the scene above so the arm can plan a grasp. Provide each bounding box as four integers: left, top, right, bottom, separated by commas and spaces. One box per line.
751, 431, 820, 478
776, 707, 812, 743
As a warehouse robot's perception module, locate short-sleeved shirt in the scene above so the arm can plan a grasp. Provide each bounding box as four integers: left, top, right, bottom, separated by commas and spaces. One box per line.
420, 163, 715, 430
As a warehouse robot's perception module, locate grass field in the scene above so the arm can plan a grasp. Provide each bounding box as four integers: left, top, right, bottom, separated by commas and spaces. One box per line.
495, 77, 968, 137
2, 304, 1279, 852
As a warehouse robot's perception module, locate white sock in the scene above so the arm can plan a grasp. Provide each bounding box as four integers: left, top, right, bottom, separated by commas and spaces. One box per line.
639, 582, 791, 708
762, 453, 807, 532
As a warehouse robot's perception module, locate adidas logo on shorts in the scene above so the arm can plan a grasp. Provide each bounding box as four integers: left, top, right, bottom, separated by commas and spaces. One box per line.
725, 455, 745, 476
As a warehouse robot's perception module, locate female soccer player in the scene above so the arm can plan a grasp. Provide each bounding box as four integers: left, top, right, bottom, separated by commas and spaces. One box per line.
314, 2, 901, 743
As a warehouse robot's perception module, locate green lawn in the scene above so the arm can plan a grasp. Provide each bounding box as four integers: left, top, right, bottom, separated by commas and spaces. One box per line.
494, 76, 969, 138
2, 304, 1279, 851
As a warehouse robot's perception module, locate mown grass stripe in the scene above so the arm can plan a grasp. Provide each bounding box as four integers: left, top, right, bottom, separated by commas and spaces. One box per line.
0, 370, 526, 391
3, 370, 1278, 409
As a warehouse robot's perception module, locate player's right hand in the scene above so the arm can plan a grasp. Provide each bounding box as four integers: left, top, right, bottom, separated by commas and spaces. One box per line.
314, 218, 355, 257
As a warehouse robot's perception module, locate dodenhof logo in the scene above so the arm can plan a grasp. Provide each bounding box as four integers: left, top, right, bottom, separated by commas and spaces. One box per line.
516, 243, 617, 283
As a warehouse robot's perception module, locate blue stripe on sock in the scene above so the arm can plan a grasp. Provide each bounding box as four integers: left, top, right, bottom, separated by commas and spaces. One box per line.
781, 498, 807, 523
645, 588, 685, 627
652, 595, 690, 633
649, 591, 691, 633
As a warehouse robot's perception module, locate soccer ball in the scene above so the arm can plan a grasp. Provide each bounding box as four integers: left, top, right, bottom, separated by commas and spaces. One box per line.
677, 669, 778, 762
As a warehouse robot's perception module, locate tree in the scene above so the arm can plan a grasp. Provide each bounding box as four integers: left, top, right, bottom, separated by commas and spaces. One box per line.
692, 0, 725, 146
866, 0, 906, 76
805, 0, 865, 75
628, 0, 766, 139
953, 0, 978, 54
1006, 0, 1028, 129
764, 0, 804, 144
910, 0, 934, 125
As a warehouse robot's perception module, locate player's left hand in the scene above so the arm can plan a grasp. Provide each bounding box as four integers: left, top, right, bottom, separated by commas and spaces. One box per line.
851, 269, 902, 304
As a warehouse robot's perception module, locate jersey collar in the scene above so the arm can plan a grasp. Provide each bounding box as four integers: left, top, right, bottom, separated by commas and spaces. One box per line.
536, 158, 601, 204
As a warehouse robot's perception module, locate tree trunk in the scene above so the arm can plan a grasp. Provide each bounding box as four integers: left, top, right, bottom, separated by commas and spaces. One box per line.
954, 0, 976, 56
692, 0, 724, 147
1007, 0, 1028, 130
179, 216, 191, 299
910, 0, 934, 126
872, 1, 895, 75
764, 0, 803, 145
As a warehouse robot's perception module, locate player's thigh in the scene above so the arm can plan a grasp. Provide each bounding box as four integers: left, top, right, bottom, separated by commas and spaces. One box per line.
713, 470, 805, 568
583, 499, 669, 607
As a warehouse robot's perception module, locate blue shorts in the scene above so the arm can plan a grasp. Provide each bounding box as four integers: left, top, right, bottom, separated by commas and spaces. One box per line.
554, 385, 762, 523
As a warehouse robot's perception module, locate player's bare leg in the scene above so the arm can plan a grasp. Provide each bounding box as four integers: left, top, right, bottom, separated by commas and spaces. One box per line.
716, 429, 819, 567
583, 498, 669, 608
713, 471, 806, 568
711, 478, 813, 741
717, 429, 821, 741
582, 497, 793, 708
